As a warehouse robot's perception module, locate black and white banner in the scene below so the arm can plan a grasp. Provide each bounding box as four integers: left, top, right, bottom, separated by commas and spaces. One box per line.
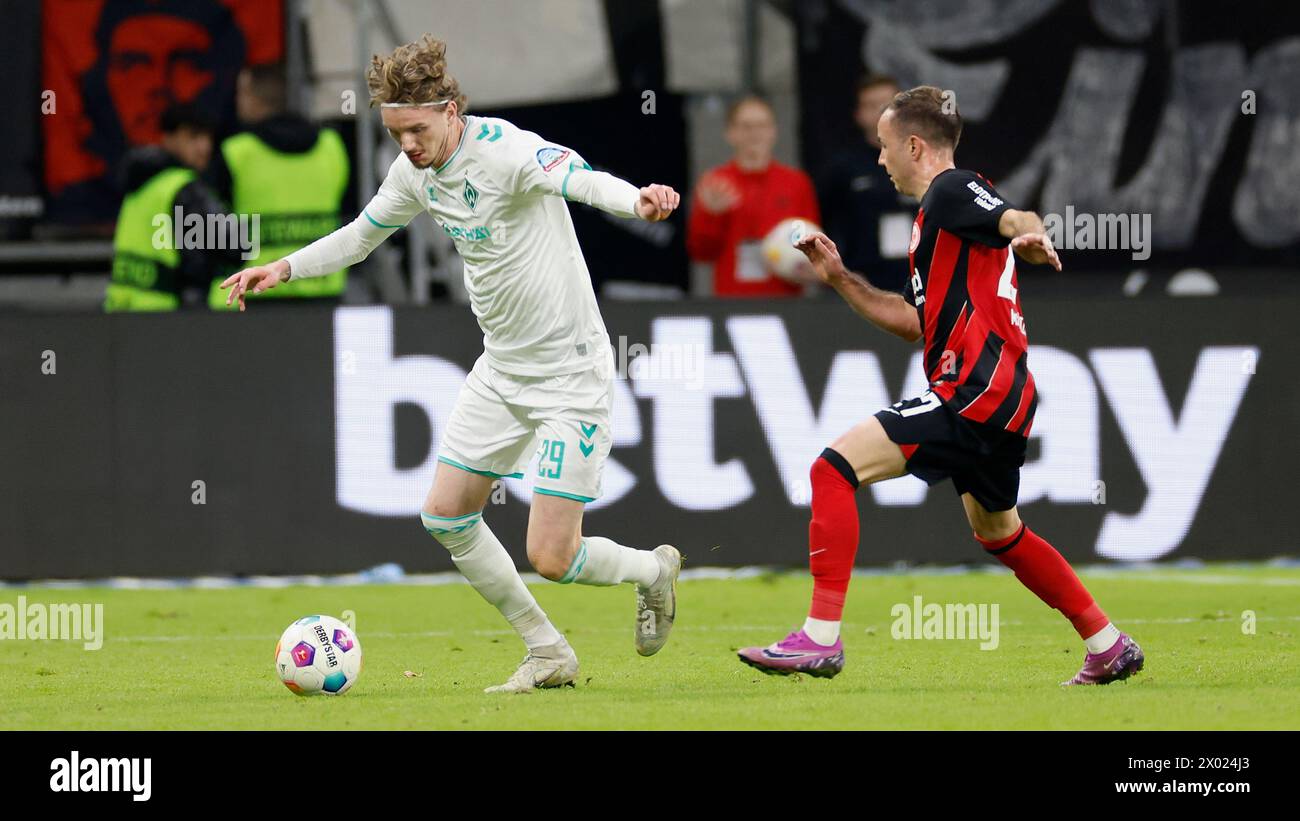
797, 0, 1300, 269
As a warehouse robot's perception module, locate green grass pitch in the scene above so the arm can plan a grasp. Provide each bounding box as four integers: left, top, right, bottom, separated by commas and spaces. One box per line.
3, 565, 1297, 729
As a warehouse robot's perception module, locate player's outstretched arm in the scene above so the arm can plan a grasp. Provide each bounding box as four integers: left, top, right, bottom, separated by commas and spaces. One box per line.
220, 156, 424, 311
795, 231, 922, 342
557, 165, 680, 222
518, 138, 679, 222
999, 209, 1062, 271
218, 213, 397, 311
220, 196, 419, 310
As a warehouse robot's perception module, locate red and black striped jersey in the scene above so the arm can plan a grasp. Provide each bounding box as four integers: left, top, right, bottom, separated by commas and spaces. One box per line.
904, 168, 1037, 437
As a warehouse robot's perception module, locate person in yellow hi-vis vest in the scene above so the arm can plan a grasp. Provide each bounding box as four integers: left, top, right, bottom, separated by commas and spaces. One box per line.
106, 104, 239, 312
206, 64, 350, 309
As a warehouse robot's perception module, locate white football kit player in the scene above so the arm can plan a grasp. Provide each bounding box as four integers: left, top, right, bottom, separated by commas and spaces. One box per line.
277, 112, 681, 691
285, 114, 639, 501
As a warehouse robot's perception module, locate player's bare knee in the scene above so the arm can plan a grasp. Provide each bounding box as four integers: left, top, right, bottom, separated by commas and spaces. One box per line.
526, 540, 574, 582
423, 498, 479, 521
829, 420, 906, 486
969, 509, 1022, 543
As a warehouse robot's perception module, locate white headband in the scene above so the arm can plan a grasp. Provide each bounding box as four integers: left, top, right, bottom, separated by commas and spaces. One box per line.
380, 99, 452, 108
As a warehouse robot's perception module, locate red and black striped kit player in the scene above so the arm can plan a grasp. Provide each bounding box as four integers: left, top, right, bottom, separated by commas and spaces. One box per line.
738, 85, 1145, 686
911, 170, 1036, 432
876, 167, 1036, 514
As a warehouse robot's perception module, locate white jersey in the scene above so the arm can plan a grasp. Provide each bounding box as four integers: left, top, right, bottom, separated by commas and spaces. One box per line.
285, 114, 641, 376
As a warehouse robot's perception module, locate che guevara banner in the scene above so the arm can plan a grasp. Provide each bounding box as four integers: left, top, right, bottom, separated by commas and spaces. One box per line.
42, 0, 283, 224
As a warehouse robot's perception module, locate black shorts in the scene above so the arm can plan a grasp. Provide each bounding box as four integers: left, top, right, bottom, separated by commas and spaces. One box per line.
873, 391, 1027, 512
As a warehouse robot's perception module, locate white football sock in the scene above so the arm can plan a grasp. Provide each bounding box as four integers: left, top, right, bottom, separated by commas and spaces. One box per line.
422, 511, 562, 649
559, 536, 660, 587
1083, 622, 1121, 655
803, 617, 840, 646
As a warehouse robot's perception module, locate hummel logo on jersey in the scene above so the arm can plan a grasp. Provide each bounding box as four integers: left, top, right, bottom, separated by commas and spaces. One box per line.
462, 179, 479, 211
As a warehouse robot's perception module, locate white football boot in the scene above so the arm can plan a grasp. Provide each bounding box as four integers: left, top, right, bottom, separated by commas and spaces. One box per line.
484, 636, 579, 694
635, 545, 681, 656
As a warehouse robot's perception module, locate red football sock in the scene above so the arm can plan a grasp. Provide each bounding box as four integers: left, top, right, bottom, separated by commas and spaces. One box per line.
808, 448, 861, 621
977, 524, 1109, 639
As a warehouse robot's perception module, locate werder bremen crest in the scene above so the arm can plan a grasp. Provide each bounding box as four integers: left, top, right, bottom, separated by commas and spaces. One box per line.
462, 179, 479, 211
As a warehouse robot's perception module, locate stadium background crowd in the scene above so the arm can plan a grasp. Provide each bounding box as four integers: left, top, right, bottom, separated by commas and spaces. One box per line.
4, 0, 1295, 311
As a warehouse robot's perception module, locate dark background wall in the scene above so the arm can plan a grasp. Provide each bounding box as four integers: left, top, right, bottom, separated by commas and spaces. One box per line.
0, 292, 1290, 579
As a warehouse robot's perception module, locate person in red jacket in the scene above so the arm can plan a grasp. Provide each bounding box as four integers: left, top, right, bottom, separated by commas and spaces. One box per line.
687, 95, 821, 297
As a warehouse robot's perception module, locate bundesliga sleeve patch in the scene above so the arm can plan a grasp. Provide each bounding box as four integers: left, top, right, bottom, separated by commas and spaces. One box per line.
536, 146, 571, 172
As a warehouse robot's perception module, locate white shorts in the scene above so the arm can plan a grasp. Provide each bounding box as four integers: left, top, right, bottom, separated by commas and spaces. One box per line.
437, 352, 614, 503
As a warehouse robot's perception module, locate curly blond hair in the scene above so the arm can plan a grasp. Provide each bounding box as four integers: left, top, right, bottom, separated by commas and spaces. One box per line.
366, 34, 468, 110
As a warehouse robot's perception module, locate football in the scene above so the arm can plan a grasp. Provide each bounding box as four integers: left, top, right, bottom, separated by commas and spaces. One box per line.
761, 217, 819, 281
274, 615, 363, 696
